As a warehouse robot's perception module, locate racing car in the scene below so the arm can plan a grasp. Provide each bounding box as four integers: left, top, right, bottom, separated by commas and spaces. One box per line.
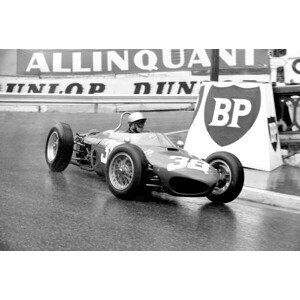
45, 112, 244, 204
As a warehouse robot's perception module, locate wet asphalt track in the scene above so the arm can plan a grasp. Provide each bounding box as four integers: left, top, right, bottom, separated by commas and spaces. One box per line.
0, 111, 300, 251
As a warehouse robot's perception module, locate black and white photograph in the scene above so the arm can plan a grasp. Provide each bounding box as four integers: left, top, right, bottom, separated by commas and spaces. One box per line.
1, 49, 299, 251
0, 1, 299, 300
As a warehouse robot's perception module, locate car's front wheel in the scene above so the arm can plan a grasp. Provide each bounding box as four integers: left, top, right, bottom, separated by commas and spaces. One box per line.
206, 151, 244, 204
106, 144, 147, 200
45, 123, 74, 172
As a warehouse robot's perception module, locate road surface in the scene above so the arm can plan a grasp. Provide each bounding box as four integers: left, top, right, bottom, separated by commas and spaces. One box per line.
0, 111, 299, 250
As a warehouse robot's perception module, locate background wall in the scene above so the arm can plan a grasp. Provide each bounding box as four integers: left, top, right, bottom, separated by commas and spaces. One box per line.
0, 49, 271, 95
0, 49, 272, 113
0, 50, 17, 75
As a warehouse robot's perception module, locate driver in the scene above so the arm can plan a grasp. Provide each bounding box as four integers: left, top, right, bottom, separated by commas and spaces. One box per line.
127, 112, 147, 133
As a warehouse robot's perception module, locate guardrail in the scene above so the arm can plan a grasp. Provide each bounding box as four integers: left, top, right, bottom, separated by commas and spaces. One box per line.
0, 93, 198, 104
1, 91, 299, 133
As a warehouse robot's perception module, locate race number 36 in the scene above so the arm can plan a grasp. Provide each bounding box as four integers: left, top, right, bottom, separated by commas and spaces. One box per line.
167, 156, 210, 174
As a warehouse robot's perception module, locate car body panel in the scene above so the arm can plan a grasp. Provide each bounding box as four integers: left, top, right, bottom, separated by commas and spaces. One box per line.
76, 130, 220, 197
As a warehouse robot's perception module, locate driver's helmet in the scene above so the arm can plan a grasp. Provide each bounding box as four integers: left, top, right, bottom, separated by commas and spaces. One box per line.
128, 112, 147, 125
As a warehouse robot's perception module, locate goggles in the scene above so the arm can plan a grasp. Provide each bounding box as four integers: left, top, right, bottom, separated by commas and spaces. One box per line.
135, 120, 146, 127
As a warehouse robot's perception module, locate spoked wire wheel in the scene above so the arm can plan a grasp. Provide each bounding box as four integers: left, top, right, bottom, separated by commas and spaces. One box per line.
106, 144, 147, 200
47, 131, 59, 162
209, 159, 232, 195
108, 152, 134, 191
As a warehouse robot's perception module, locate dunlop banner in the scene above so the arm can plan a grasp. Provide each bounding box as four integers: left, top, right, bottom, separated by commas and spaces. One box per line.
16, 49, 270, 76
0, 76, 204, 95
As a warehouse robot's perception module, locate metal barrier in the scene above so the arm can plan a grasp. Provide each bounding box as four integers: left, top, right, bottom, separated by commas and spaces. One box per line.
0, 93, 198, 104
0, 91, 299, 133
0, 93, 198, 114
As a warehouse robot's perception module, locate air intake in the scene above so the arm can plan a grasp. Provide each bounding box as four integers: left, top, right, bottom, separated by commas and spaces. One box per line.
169, 177, 209, 195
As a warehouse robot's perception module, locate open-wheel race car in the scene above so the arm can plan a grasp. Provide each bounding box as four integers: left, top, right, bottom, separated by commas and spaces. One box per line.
45, 112, 244, 204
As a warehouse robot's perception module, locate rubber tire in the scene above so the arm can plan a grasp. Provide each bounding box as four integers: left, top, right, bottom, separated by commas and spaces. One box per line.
45, 122, 74, 172
206, 151, 244, 204
106, 144, 148, 200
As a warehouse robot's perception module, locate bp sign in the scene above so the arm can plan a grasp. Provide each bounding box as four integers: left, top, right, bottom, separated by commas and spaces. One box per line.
185, 82, 282, 171
204, 85, 261, 146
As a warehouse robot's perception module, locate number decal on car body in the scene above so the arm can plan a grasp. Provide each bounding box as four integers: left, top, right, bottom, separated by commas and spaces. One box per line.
100, 139, 122, 164
167, 156, 210, 174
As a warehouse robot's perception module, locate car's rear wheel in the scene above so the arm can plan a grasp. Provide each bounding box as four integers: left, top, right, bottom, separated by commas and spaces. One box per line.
206, 151, 244, 204
106, 144, 147, 200
45, 123, 74, 172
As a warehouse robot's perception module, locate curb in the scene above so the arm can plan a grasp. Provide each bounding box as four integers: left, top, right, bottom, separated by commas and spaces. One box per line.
153, 187, 300, 211
239, 186, 300, 211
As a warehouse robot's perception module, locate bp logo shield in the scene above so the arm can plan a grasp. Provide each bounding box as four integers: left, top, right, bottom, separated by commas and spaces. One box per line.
204, 85, 261, 146
267, 117, 279, 151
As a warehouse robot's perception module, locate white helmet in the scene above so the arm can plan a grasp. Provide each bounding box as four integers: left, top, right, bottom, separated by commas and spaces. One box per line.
128, 112, 147, 124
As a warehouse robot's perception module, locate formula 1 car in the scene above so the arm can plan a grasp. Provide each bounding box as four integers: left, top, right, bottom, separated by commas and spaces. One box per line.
45, 113, 244, 204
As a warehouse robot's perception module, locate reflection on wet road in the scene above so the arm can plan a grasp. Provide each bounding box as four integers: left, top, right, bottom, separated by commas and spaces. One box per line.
0, 112, 299, 250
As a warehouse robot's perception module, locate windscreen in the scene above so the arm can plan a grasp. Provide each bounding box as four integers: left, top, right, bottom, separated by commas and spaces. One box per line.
130, 133, 175, 147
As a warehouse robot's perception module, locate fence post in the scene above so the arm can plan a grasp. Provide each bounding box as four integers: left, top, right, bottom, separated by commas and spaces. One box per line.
210, 49, 220, 82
